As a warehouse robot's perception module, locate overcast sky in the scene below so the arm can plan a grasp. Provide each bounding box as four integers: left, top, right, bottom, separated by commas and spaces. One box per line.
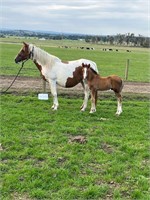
1, 0, 149, 36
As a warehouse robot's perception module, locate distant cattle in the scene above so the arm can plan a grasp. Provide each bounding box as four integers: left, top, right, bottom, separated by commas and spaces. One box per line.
86, 47, 95, 50
60, 46, 71, 49
77, 47, 95, 50
102, 48, 113, 51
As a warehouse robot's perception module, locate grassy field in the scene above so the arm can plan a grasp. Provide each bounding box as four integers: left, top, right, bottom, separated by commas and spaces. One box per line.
1, 93, 149, 200
0, 38, 149, 82
0, 38, 150, 199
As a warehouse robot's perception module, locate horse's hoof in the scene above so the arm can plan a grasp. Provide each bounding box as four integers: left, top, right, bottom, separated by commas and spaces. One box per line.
80, 105, 84, 109
51, 105, 58, 110
81, 108, 86, 112
51, 105, 55, 109
115, 112, 121, 116
115, 110, 122, 116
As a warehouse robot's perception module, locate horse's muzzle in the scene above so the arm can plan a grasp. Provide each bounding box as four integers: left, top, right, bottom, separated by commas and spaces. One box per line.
15, 57, 20, 63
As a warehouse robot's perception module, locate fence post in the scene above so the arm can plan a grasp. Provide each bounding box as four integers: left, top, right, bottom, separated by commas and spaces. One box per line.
42, 79, 46, 92
125, 59, 130, 80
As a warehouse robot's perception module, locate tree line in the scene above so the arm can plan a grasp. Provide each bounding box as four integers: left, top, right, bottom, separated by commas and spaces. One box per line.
85, 33, 150, 47
0, 30, 149, 47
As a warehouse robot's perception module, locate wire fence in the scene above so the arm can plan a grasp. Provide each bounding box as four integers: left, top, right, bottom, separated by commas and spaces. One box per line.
0, 61, 136, 79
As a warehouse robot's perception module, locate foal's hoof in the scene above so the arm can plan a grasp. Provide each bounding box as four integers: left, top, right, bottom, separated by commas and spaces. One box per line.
90, 109, 96, 114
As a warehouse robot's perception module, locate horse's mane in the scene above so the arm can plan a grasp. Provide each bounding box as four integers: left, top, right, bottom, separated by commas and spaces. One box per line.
90, 67, 98, 75
29, 44, 61, 66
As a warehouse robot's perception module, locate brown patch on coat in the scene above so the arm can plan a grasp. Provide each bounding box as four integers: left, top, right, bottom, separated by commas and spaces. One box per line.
65, 66, 83, 88
34, 60, 47, 81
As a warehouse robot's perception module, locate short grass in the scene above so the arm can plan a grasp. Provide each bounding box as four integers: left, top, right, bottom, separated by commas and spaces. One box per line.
1, 93, 149, 200
0, 39, 149, 82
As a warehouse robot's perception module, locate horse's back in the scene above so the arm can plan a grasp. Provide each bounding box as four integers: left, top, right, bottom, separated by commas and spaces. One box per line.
78, 59, 98, 73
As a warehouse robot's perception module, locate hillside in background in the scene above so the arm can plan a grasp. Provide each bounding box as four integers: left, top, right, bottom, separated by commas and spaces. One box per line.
0, 29, 149, 47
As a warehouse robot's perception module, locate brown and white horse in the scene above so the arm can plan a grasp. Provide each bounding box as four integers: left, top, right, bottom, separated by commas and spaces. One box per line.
82, 63, 123, 115
15, 42, 98, 111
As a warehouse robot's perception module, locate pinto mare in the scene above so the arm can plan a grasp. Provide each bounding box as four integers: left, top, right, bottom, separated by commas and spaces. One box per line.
82, 63, 123, 115
14, 42, 98, 111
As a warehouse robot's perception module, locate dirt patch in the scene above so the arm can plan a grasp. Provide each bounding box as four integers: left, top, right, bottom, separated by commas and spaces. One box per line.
0, 75, 150, 95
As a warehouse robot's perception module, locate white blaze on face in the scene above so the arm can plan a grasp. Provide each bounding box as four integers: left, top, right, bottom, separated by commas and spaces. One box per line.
83, 68, 87, 80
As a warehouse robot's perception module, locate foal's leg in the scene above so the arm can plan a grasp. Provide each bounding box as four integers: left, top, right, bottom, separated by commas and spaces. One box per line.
80, 81, 90, 111
115, 92, 122, 115
90, 89, 97, 113
48, 79, 59, 110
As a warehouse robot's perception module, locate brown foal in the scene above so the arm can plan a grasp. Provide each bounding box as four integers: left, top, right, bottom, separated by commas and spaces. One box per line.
82, 63, 123, 115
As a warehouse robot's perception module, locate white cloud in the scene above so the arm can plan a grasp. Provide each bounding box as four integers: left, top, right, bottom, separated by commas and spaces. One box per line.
1, 0, 149, 36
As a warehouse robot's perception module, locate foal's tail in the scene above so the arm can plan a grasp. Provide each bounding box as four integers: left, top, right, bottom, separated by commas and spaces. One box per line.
120, 79, 124, 93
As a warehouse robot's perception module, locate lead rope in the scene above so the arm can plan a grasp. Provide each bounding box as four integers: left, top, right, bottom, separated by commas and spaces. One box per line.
0, 60, 27, 94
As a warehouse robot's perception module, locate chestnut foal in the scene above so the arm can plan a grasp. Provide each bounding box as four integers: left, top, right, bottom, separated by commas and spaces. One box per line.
82, 63, 123, 115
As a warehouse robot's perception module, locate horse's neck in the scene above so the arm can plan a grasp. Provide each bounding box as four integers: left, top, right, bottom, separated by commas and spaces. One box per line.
32, 46, 60, 67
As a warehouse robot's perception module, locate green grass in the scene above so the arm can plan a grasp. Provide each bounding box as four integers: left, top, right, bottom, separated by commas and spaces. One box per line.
1, 93, 149, 199
0, 39, 149, 82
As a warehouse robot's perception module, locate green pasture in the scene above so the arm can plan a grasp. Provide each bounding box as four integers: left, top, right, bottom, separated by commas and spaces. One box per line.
1, 94, 149, 200
0, 38, 149, 82
0, 38, 150, 199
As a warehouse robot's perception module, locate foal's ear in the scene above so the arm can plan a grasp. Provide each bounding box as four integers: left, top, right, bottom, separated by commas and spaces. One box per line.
82, 63, 84, 67
87, 64, 90, 68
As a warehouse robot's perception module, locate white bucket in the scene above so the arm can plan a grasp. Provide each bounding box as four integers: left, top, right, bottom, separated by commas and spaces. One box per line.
38, 93, 49, 100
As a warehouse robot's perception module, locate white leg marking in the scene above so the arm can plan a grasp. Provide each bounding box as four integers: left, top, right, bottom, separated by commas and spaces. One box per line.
80, 68, 88, 111
49, 79, 59, 110
90, 90, 96, 113
81, 82, 90, 112
116, 98, 122, 115
90, 102, 96, 113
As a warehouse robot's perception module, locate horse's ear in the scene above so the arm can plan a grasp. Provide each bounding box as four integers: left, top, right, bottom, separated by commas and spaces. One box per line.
23, 42, 28, 47
87, 64, 90, 68
82, 63, 84, 67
